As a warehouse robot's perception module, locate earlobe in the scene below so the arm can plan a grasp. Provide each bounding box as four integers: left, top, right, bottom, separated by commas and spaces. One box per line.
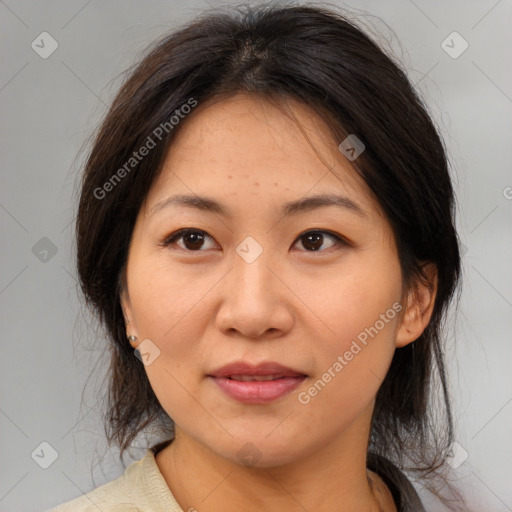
121, 297, 139, 348
120, 288, 135, 334
396, 263, 437, 348
119, 270, 139, 347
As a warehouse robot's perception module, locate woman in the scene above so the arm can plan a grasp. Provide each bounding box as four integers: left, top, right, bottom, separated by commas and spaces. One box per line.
52, 2, 463, 511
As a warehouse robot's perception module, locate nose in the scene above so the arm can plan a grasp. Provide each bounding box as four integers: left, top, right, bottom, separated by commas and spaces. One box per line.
215, 247, 294, 340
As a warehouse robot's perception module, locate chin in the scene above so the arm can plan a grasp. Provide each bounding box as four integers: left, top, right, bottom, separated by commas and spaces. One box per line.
212, 434, 304, 469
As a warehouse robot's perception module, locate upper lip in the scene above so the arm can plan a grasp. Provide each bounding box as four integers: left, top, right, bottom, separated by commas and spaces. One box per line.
208, 361, 306, 378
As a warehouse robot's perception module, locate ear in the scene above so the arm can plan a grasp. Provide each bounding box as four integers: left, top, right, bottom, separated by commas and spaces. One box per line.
396, 263, 438, 348
119, 269, 137, 340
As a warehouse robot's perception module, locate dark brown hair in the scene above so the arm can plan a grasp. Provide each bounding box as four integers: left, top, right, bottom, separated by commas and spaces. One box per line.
75, 1, 462, 506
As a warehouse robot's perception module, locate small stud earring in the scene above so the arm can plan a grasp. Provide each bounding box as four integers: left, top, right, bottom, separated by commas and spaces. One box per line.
128, 335, 138, 344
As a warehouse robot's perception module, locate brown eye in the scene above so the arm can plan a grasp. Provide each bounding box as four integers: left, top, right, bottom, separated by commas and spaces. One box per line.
162, 228, 347, 253
294, 230, 346, 252
163, 229, 217, 251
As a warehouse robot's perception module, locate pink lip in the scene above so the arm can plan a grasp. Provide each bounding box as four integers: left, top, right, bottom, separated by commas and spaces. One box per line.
208, 361, 307, 404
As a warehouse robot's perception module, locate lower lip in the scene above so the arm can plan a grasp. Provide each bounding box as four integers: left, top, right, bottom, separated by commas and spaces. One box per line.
209, 376, 306, 404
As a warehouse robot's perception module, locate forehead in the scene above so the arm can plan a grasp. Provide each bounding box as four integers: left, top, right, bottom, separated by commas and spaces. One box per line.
143, 93, 381, 220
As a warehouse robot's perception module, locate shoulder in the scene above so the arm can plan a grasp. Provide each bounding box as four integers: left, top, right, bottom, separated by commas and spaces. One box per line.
49, 474, 135, 512
50, 447, 182, 512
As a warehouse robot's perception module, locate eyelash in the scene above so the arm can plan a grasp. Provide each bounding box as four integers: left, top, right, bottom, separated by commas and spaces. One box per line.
161, 228, 349, 253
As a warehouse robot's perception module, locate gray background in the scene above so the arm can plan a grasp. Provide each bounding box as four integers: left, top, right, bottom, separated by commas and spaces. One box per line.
1, 0, 511, 511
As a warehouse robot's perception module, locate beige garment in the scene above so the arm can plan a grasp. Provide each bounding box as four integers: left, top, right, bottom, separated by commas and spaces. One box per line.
50, 448, 184, 512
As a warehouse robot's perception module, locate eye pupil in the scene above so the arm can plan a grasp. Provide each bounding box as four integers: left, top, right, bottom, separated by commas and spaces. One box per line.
303, 232, 323, 251
184, 231, 204, 250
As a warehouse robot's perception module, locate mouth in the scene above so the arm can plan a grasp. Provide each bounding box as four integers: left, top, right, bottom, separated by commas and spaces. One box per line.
207, 361, 307, 403
226, 374, 296, 382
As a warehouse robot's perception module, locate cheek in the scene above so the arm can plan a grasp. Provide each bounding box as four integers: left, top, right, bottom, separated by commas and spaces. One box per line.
129, 255, 214, 344
300, 251, 402, 407
297, 247, 403, 347
296, 304, 400, 440
128, 260, 210, 410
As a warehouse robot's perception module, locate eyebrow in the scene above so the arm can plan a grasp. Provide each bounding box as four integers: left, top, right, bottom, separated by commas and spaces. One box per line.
149, 193, 368, 219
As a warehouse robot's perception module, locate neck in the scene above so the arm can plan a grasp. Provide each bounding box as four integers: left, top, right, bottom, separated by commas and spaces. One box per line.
155, 405, 396, 512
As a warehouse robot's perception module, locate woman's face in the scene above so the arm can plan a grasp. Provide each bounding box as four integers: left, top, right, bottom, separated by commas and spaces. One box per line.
121, 93, 413, 467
